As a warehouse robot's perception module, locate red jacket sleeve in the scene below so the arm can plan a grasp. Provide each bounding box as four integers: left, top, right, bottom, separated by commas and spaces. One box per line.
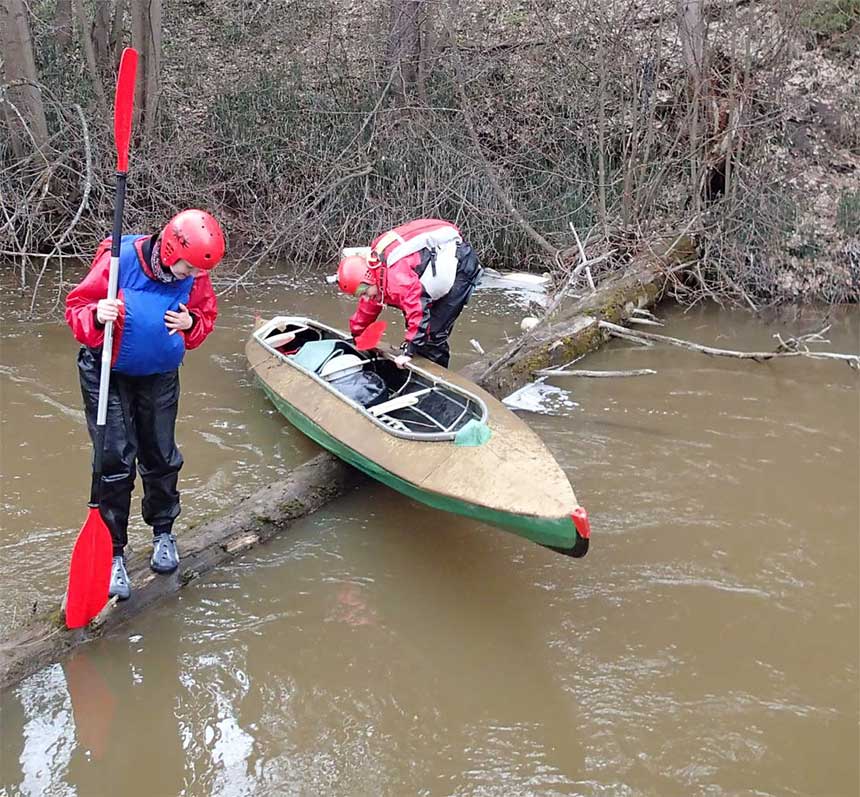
64, 239, 117, 348
385, 259, 429, 349
349, 296, 383, 339
183, 274, 217, 350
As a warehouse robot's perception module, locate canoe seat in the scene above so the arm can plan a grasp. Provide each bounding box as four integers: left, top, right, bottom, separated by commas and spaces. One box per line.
368, 388, 433, 417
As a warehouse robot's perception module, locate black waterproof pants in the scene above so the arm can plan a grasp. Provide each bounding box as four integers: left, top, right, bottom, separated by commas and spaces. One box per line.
78, 347, 183, 556
414, 242, 482, 368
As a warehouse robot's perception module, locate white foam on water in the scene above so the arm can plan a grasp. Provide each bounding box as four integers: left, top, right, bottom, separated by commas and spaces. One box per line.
474, 269, 550, 309
501, 379, 578, 416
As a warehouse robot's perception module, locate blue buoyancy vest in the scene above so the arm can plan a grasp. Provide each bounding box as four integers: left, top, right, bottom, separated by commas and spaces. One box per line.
112, 235, 193, 376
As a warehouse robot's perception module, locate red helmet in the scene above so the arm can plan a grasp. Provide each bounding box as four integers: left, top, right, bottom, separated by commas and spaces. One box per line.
160, 209, 225, 271
337, 255, 374, 296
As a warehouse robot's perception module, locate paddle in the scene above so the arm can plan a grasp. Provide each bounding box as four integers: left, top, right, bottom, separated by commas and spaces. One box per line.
65, 47, 138, 629
354, 319, 387, 350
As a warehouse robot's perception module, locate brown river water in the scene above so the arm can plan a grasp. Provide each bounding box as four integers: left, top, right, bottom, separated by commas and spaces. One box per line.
0, 267, 858, 796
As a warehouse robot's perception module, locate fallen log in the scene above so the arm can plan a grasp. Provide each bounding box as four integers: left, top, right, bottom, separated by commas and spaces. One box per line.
0, 452, 361, 691
0, 233, 694, 691
462, 234, 697, 397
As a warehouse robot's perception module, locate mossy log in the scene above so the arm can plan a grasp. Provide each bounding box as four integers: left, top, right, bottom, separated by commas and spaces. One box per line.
0, 235, 693, 692
461, 234, 696, 398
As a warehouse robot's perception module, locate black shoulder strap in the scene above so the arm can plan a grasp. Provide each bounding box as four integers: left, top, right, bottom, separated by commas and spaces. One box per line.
414, 248, 436, 278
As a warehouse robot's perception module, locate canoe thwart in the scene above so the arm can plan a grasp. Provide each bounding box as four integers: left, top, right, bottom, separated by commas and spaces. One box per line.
368, 388, 433, 417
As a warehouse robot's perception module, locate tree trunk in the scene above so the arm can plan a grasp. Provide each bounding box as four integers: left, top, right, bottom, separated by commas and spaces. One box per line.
72, 0, 107, 110
678, 0, 706, 81
677, 0, 707, 210
55, 0, 74, 49
92, 0, 112, 73
111, 0, 127, 70
386, 0, 423, 102
416, 0, 433, 105
0, 0, 49, 159
130, 0, 161, 138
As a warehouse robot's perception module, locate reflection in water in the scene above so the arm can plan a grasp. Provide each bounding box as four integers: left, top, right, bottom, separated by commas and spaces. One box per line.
15, 667, 75, 797
1, 273, 858, 796
64, 653, 117, 761
70, 616, 184, 795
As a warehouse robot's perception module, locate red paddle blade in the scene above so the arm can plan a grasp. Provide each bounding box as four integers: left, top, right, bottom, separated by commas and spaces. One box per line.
65, 507, 113, 629
354, 320, 387, 350
114, 48, 138, 173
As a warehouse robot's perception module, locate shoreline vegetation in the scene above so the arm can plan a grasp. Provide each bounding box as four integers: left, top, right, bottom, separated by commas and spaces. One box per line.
2, 0, 858, 315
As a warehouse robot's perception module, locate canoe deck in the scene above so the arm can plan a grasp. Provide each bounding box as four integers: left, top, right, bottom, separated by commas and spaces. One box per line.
247, 317, 587, 552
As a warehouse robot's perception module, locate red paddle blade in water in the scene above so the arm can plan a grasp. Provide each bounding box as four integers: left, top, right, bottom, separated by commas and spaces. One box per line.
65, 508, 113, 629
354, 320, 387, 350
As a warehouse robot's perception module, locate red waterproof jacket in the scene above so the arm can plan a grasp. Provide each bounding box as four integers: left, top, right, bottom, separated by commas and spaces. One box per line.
348, 219, 461, 351
65, 236, 217, 364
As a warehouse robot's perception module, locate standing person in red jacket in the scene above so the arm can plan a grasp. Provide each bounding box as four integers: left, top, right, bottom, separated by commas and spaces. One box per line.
65, 209, 225, 600
336, 218, 482, 368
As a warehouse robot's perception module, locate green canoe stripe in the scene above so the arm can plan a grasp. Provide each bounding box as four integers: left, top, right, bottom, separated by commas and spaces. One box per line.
261, 382, 576, 550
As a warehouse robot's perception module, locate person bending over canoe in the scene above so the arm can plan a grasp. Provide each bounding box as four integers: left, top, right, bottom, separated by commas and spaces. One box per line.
65, 209, 225, 601
337, 218, 482, 368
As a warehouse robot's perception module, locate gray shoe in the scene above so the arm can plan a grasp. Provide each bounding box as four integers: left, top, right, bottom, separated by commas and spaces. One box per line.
151, 533, 179, 574
109, 556, 131, 601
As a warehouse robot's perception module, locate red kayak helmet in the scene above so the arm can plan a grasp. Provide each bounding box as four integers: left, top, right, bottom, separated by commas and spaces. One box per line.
160, 209, 225, 271
337, 255, 374, 296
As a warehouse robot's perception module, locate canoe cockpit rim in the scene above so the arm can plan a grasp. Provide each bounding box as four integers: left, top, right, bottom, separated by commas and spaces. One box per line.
252, 316, 489, 442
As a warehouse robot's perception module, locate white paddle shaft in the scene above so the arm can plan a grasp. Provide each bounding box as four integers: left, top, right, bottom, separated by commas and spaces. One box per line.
96, 254, 121, 425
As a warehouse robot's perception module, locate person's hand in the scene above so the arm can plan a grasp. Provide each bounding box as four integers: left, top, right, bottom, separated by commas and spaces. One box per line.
96, 298, 123, 325
394, 354, 412, 369
165, 303, 193, 335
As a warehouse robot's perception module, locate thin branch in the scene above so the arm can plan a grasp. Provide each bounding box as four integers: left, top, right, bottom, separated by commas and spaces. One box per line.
599, 321, 860, 367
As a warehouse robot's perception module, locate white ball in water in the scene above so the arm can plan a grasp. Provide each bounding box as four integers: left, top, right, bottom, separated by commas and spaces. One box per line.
520, 316, 539, 332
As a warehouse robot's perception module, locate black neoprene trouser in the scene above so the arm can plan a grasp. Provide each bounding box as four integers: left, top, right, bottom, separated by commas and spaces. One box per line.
412, 242, 482, 368
78, 347, 183, 556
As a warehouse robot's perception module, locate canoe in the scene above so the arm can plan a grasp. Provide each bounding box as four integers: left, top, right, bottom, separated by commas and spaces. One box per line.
246, 316, 590, 557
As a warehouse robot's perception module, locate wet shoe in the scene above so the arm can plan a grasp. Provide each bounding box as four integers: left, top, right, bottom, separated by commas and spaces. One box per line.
151, 533, 179, 574
109, 556, 131, 601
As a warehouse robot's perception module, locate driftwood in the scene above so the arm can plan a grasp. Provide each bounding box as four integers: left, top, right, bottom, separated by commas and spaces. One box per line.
599, 321, 860, 367
0, 453, 361, 691
536, 368, 658, 377
0, 235, 694, 692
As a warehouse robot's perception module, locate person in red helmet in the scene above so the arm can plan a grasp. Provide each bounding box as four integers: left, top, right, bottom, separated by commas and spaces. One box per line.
337, 219, 482, 368
65, 209, 225, 600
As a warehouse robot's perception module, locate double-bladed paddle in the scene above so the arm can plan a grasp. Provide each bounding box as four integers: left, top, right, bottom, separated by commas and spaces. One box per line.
65, 48, 139, 629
